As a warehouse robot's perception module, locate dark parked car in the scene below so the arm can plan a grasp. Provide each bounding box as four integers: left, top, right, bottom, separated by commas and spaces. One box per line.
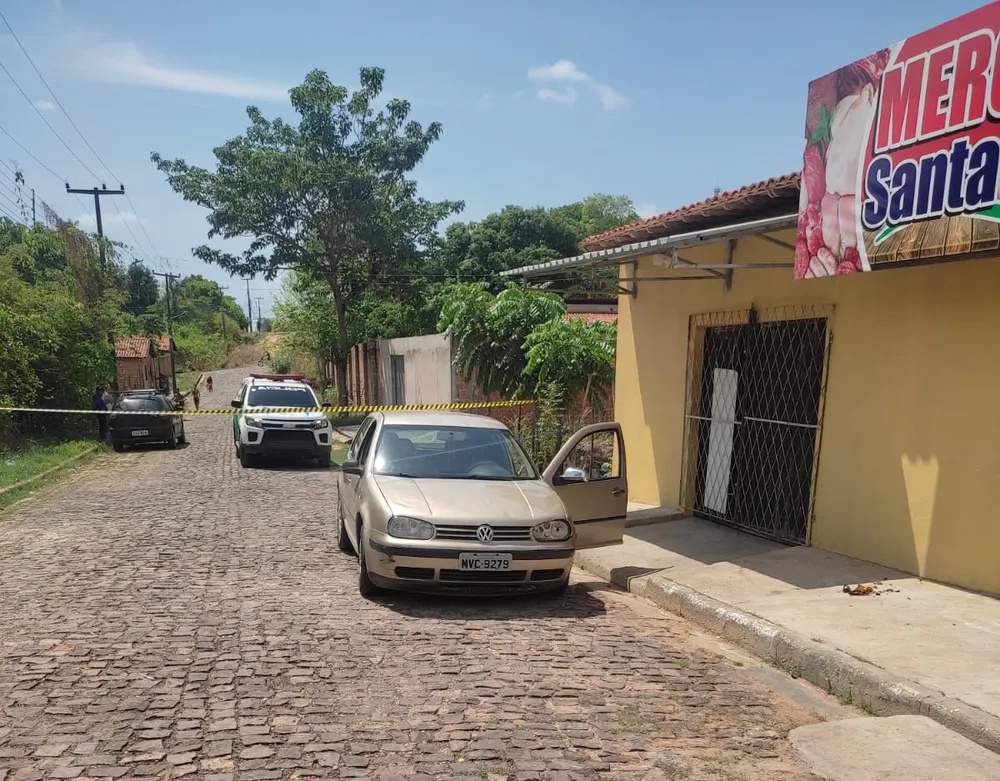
109, 393, 186, 452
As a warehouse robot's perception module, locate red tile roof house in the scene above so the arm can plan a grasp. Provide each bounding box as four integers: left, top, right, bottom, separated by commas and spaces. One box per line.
114, 336, 157, 392
153, 335, 176, 390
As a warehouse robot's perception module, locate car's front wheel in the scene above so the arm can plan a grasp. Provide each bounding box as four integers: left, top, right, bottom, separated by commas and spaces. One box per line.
337, 503, 354, 554
357, 524, 381, 598
239, 445, 253, 469
112, 442, 124, 453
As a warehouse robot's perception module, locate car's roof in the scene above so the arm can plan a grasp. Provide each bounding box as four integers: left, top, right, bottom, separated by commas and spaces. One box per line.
247, 380, 312, 390
378, 410, 509, 429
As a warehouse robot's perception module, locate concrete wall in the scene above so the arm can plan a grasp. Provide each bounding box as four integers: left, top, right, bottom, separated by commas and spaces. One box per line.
615, 228, 1000, 595
379, 333, 454, 406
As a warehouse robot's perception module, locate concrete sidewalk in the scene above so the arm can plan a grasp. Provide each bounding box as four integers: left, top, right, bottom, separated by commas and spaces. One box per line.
576, 510, 1000, 754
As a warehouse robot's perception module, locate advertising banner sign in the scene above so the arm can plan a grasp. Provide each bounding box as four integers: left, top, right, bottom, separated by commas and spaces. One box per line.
796, 1, 1000, 278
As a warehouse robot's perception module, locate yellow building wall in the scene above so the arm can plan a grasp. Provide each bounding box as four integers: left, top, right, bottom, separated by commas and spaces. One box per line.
615, 230, 1000, 595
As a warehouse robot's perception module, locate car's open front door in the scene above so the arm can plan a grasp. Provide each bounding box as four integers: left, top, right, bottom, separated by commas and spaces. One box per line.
543, 422, 627, 548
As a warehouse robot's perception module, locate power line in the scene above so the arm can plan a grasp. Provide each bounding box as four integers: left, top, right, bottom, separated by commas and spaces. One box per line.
0, 55, 102, 181
0, 12, 161, 261
0, 10, 117, 180
0, 120, 62, 182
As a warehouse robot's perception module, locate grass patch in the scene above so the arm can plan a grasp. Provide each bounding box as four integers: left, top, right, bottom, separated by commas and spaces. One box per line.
175, 371, 202, 392
0, 439, 103, 511
331, 441, 350, 465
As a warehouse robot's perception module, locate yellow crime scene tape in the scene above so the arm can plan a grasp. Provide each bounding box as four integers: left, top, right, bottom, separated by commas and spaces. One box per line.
0, 399, 534, 417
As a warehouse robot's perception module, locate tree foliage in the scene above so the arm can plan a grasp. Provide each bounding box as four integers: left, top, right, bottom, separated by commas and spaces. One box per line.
126, 263, 159, 314
152, 67, 462, 402
524, 316, 616, 407
0, 217, 126, 443
437, 283, 565, 398
438, 282, 616, 405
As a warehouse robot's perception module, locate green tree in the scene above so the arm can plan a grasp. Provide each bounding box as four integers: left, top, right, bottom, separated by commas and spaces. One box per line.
524, 316, 616, 408
438, 282, 617, 406
428, 194, 639, 295
160, 274, 247, 333
438, 283, 565, 398
427, 206, 578, 286
550, 193, 640, 240
126, 262, 159, 314
0, 216, 123, 443
151, 67, 462, 403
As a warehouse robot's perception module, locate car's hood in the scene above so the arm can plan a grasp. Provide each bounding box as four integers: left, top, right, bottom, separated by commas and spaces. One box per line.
373, 476, 565, 524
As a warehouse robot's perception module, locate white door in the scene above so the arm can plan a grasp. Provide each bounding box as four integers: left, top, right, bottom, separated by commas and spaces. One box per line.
543, 422, 628, 548
703, 368, 738, 515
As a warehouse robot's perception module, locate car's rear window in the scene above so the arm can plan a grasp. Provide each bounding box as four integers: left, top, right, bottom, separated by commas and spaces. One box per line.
246, 386, 317, 408
116, 397, 165, 411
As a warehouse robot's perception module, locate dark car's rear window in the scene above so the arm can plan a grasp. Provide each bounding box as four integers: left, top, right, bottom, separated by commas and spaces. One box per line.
116, 397, 166, 411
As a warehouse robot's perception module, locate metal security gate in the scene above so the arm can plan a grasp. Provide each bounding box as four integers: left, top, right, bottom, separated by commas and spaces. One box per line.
681, 305, 831, 544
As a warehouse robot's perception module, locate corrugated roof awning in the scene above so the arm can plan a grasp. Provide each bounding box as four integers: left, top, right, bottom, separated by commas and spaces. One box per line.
499, 212, 798, 279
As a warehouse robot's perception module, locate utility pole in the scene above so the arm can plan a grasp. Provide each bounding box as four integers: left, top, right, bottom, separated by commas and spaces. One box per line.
31, 188, 35, 225
154, 271, 180, 394
218, 286, 229, 345
244, 278, 253, 332
66, 183, 124, 266
255, 297, 264, 333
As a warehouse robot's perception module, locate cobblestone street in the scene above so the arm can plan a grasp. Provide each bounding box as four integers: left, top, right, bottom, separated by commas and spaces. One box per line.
0, 369, 835, 781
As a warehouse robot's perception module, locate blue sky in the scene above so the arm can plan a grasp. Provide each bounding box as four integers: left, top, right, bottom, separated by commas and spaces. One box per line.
0, 0, 984, 318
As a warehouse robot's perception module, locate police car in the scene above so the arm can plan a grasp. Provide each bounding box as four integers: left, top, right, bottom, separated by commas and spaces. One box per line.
231, 373, 333, 468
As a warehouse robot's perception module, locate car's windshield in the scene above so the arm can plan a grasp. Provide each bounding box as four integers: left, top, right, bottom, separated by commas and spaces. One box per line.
372, 424, 538, 480
246, 386, 317, 408
115, 397, 165, 411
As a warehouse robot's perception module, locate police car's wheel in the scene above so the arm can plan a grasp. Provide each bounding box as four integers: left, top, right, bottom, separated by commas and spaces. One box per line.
337, 502, 354, 554
238, 444, 253, 469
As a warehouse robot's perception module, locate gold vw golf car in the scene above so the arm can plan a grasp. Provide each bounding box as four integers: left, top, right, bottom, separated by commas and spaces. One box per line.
336, 411, 628, 597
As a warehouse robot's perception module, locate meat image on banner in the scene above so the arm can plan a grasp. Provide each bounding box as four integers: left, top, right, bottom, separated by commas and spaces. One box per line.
796, 1, 1000, 279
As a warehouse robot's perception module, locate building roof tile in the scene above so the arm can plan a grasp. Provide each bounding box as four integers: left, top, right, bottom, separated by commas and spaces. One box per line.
581, 172, 801, 252
114, 336, 154, 359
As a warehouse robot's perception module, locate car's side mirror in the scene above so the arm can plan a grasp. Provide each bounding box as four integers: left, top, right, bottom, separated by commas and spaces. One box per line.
552, 470, 586, 486
341, 459, 363, 476
231, 399, 241, 408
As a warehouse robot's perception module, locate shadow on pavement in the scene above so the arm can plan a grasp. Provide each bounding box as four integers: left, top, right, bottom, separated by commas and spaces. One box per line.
375, 584, 607, 620
247, 456, 332, 472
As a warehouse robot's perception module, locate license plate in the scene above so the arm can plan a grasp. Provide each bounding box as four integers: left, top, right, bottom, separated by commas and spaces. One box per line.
131, 430, 149, 436
458, 553, 512, 571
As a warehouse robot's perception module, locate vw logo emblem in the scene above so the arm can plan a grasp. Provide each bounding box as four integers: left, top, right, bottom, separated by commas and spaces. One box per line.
476, 525, 494, 543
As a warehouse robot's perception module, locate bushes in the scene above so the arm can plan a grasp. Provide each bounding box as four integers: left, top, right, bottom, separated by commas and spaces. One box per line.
172, 323, 226, 372
0, 220, 122, 447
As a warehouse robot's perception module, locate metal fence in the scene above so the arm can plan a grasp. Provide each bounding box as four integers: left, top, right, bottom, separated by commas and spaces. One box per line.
480, 402, 614, 471
679, 303, 833, 545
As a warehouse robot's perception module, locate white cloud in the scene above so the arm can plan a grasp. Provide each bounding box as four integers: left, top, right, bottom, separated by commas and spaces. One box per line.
476, 92, 495, 110
536, 86, 577, 105
637, 204, 660, 219
527, 59, 628, 111
76, 210, 148, 229
72, 36, 288, 101
34, 99, 55, 112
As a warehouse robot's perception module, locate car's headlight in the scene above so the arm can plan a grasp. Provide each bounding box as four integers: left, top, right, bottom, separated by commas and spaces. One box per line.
532, 519, 572, 542
387, 516, 435, 540
310, 418, 330, 430
244, 415, 263, 427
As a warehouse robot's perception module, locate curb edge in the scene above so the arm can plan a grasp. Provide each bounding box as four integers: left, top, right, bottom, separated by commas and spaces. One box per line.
575, 551, 1000, 755
0, 445, 99, 498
